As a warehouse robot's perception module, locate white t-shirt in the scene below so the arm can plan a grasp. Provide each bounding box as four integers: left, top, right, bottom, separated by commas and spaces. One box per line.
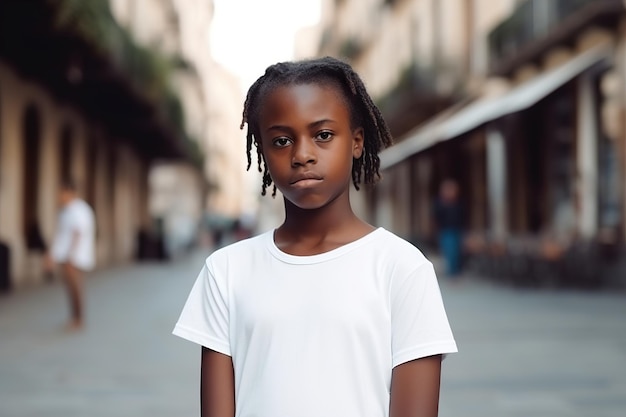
173, 228, 457, 417
51, 198, 96, 271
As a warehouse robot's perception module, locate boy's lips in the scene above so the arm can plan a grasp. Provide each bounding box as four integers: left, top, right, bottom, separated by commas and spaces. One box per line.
289, 172, 323, 185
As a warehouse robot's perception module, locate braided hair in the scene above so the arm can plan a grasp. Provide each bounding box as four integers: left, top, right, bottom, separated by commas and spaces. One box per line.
240, 56, 393, 196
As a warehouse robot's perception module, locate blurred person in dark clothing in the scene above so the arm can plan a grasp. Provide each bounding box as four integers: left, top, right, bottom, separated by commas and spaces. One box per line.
44, 180, 95, 331
434, 179, 463, 277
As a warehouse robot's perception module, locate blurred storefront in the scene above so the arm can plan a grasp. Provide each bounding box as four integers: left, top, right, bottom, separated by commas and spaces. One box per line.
309, 0, 626, 287
0, 0, 205, 290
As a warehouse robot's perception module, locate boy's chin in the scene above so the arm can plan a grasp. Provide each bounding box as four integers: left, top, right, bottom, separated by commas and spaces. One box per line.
283, 195, 330, 211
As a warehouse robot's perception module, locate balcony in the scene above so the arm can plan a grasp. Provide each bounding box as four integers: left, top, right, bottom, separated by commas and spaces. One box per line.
488, 0, 623, 76
376, 63, 454, 139
0, 0, 201, 164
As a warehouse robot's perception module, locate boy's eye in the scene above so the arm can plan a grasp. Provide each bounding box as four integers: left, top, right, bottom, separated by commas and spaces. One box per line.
315, 131, 333, 141
272, 137, 292, 147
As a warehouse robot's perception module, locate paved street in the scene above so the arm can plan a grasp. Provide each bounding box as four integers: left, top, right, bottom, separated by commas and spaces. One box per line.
440, 276, 626, 417
1, 249, 625, 417
0, 250, 208, 417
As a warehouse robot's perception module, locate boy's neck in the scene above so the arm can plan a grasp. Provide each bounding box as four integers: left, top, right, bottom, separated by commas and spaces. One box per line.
277, 195, 374, 247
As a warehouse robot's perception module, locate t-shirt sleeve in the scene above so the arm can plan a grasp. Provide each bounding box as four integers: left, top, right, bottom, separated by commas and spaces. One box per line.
74, 206, 92, 233
172, 259, 231, 356
391, 261, 457, 368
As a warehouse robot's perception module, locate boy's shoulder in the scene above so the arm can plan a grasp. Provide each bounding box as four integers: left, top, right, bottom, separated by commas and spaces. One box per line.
377, 227, 428, 253
369, 228, 432, 271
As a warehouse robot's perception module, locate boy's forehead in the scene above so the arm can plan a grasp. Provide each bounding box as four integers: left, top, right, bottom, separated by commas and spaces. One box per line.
259, 83, 350, 119
273, 82, 342, 99
263, 82, 350, 110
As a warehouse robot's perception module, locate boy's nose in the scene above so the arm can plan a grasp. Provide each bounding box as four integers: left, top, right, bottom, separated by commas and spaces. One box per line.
291, 139, 317, 166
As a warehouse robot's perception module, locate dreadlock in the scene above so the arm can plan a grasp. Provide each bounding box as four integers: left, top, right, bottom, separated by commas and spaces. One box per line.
240, 56, 393, 197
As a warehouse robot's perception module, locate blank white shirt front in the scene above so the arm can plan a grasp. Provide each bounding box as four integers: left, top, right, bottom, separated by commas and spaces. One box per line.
174, 228, 457, 417
51, 198, 96, 271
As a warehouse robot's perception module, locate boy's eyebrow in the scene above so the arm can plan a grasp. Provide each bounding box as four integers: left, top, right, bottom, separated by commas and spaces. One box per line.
266, 124, 292, 133
309, 119, 335, 129
266, 119, 336, 132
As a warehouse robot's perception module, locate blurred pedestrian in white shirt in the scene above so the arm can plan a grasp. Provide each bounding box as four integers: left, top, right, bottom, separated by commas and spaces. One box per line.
44, 180, 95, 331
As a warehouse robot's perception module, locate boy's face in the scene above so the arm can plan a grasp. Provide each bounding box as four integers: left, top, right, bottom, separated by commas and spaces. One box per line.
258, 83, 364, 210
58, 188, 75, 207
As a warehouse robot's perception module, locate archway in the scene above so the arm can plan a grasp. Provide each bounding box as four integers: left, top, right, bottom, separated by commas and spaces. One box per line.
22, 103, 45, 250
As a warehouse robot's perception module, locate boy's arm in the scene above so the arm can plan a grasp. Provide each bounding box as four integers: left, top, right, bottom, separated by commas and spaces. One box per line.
201, 347, 235, 417
389, 355, 442, 417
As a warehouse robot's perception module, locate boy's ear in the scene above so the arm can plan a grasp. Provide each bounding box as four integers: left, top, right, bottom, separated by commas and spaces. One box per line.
352, 127, 364, 159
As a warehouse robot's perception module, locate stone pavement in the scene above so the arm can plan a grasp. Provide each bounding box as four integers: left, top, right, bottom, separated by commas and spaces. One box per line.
439, 277, 626, 417
0, 250, 209, 417
1, 249, 625, 417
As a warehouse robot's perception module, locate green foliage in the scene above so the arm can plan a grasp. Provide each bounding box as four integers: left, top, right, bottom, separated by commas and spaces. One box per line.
184, 133, 205, 168
319, 27, 333, 53
48, 0, 200, 160
52, 0, 116, 51
339, 37, 364, 60
50, 0, 171, 96
164, 91, 203, 168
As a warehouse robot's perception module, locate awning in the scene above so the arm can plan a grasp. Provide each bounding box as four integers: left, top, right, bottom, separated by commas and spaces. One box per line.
380, 44, 612, 169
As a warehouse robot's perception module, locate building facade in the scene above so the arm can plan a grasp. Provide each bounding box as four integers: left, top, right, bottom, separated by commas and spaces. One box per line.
0, 1, 200, 289
111, 0, 255, 243
307, 0, 626, 286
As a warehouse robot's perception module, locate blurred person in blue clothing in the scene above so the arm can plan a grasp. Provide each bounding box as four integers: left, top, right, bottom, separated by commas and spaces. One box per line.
434, 179, 463, 277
